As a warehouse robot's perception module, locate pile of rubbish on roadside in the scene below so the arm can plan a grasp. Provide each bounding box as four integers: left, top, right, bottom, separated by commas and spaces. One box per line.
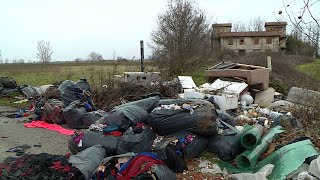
1, 61, 320, 180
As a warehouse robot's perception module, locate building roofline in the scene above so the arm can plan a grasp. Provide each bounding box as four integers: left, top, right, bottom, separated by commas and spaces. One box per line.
265, 22, 287, 26
219, 31, 282, 37
212, 23, 232, 27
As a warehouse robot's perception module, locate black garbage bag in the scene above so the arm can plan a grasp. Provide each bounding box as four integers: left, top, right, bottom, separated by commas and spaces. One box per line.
68, 130, 120, 156
0, 77, 17, 89
0, 88, 18, 96
63, 100, 103, 129
99, 105, 148, 132
153, 140, 187, 173
172, 131, 208, 160
76, 79, 91, 92
206, 134, 245, 161
117, 125, 156, 154
34, 97, 47, 118
147, 99, 218, 136
59, 84, 83, 107
19, 85, 41, 98
216, 109, 236, 127
116, 96, 160, 113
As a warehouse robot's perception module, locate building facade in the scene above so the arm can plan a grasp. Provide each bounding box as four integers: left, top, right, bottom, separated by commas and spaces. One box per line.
212, 22, 287, 54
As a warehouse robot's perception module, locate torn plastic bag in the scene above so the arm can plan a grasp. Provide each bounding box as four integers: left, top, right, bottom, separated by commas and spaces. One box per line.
0, 77, 17, 89
41, 99, 65, 124
207, 133, 246, 162
68, 130, 120, 156
63, 100, 103, 129
117, 125, 156, 154
69, 144, 106, 180
172, 131, 208, 160
147, 99, 218, 136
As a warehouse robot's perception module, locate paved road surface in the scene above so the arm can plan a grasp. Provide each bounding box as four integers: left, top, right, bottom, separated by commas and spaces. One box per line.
0, 106, 70, 162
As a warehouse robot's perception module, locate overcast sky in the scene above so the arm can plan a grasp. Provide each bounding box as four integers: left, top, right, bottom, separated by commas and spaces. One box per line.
0, 0, 317, 61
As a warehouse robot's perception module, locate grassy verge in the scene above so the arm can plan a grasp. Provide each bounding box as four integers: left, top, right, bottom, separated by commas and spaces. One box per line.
296, 59, 320, 80
0, 61, 156, 87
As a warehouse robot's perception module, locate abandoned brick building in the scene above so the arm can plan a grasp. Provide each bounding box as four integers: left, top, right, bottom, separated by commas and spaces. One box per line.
212, 22, 287, 55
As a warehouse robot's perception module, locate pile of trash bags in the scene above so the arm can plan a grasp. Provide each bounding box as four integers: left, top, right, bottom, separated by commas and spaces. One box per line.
5, 74, 320, 179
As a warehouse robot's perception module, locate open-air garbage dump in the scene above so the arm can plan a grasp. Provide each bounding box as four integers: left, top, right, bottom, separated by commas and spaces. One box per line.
1, 62, 320, 180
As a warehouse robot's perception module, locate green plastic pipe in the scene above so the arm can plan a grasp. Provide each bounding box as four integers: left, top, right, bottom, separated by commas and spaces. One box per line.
236, 125, 284, 169
241, 124, 264, 149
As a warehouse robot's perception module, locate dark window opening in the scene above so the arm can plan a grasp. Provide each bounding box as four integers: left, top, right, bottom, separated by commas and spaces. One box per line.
240, 38, 244, 45
266, 38, 272, 44
254, 38, 259, 45
239, 49, 245, 56
228, 38, 233, 45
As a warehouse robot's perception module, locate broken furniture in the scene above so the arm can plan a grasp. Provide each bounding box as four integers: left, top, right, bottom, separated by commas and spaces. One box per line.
206, 62, 270, 90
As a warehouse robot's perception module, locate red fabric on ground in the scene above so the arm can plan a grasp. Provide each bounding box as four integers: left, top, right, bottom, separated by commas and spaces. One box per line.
24, 121, 74, 135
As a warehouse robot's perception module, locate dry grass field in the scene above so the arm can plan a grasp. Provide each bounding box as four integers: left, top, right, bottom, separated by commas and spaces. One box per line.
0, 61, 157, 87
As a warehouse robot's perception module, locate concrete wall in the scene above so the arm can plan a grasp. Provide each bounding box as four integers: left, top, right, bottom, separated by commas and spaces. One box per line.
220, 36, 280, 53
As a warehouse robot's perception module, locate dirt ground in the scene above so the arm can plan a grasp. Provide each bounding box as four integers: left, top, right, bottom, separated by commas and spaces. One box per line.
0, 106, 69, 162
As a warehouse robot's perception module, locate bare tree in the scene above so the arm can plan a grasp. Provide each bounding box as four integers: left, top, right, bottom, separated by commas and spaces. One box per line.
279, 0, 319, 56
37, 40, 53, 63
88, 51, 103, 61
233, 17, 265, 32
0, 50, 2, 64
151, 0, 211, 76
249, 17, 265, 31
233, 21, 247, 32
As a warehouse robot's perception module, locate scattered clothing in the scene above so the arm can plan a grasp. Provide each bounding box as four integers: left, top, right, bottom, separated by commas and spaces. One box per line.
0, 153, 84, 179
24, 121, 74, 135
89, 124, 107, 132
6, 145, 31, 156
104, 131, 123, 137
103, 124, 120, 133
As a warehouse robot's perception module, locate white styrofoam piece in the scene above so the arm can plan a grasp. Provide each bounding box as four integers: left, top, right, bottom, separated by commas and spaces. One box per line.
184, 91, 206, 99
211, 93, 238, 112
178, 76, 197, 89
210, 79, 248, 97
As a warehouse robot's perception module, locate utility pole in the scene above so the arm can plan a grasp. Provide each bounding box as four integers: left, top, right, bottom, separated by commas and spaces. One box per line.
140, 40, 144, 72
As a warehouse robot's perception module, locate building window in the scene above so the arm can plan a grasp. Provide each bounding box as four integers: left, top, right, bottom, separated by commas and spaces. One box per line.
228, 38, 233, 45
239, 49, 245, 56
253, 49, 260, 52
266, 37, 272, 44
240, 38, 244, 45
254, 38, 259, 45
